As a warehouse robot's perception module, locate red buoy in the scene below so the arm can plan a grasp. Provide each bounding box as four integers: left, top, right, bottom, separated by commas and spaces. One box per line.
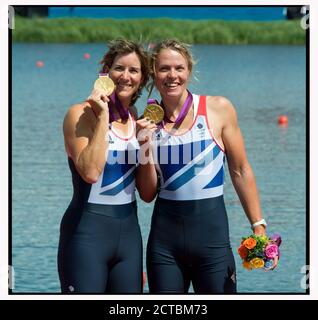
278, 115, 288, 125
36, 60, 44, 68
84, 53, 91, 59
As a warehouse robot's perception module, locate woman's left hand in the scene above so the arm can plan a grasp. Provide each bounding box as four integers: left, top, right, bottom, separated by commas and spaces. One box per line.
270, 255, 279, 270
253, 225, 279, 270
253, 225, 266, 236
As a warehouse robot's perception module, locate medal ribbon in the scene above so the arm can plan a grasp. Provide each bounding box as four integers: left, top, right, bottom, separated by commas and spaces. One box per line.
109, 92, 129, 123
99, 73, 129, 122
147, 90, 193, 125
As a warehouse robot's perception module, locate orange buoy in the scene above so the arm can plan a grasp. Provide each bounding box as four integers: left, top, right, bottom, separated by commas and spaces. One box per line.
278, 115, 288, 125
36, 60, 44, 68
84, 53, 91, 59
142, 271, 147, 288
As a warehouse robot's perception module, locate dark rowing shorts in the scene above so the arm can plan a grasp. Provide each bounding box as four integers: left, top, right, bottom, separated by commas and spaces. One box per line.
58, 201, 142, 293
146, 196, 236, 294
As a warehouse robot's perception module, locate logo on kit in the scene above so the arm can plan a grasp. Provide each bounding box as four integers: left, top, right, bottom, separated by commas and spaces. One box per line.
108, 135, 114, 144
196, 122, 205, 137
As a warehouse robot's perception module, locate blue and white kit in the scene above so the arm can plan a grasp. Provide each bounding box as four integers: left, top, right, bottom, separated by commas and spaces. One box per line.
147, 95, 237, 293
58, 112, 143, 293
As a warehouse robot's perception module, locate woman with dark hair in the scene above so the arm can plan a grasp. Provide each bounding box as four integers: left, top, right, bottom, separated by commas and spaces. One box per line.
58, 39, 149, 293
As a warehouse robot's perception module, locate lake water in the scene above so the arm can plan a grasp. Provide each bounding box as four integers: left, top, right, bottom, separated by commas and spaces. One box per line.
12, 43, 307, 293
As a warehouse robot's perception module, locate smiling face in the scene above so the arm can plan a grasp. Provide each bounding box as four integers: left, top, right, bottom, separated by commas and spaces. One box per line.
154, 48, 191, 101
108, 52, 143, 106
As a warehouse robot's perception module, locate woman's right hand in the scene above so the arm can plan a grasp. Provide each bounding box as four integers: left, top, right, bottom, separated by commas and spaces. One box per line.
87, 88, 110, 118
136, 118, 157, 146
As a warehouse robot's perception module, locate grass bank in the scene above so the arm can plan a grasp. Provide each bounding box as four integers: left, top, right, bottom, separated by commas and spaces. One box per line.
12, 17, 306, 45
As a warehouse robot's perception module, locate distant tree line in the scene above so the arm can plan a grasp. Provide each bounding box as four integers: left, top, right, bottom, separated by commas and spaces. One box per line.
14, 6, 48, 18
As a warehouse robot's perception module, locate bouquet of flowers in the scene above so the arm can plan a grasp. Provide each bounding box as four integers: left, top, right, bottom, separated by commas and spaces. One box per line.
237, 233, 281, 270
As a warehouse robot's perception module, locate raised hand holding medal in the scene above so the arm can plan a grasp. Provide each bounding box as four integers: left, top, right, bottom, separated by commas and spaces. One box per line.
143, 103, 164, 124
91, 74, 129, 122
86, 74, 114, 119
135, 100, 162, 146
93, 74, 116, 96
143, 90, 193, 125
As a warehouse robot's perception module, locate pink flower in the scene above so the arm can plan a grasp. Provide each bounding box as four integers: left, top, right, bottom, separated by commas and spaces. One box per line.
270, 233, 282, 247
264, 243, 279, 259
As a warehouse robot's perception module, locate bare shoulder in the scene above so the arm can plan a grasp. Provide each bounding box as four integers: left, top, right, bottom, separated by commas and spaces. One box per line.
63, 102, 95, 135
129, 105, 139, 120
206, 95, 237, 122
64, 102, 90, 121
206, 95, 236, 113
64, 102, 94, 125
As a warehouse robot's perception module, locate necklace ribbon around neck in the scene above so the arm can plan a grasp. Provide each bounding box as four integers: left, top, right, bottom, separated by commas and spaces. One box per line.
109, 92, 129, 123
147, 90, 193, 125
98, 73, 129, 123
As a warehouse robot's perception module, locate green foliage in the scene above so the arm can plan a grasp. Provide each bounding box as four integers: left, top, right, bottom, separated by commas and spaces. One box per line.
12, 17, 306, 45
242, 234, 270, 261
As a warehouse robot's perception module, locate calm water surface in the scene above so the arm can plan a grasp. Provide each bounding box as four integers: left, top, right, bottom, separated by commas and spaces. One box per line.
12, 43, 306, 293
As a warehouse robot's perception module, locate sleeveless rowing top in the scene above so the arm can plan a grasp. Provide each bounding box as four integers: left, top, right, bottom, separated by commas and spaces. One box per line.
152, 94, 225, 201
68, 112, 139, 206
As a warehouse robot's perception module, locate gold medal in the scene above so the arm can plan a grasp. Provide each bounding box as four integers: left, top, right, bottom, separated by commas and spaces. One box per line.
93, 75, 115, 96
143, 104, 164, 124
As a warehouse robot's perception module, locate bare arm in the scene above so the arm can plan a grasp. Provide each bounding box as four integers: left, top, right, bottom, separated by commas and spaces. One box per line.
209, 96, 266, 235
63, 90, 110, 184
135, 118, 158, 203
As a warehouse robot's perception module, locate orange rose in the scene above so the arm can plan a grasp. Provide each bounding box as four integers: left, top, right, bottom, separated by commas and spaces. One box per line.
237, 245, 248, 259
242, 260, 253, 270
243, 237, 257, 249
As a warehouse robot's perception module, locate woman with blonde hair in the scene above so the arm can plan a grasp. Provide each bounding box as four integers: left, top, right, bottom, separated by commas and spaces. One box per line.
136, 39, 273, 293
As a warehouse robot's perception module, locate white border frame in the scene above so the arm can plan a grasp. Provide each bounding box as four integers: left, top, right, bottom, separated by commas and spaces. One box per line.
1, 0, 315, 301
